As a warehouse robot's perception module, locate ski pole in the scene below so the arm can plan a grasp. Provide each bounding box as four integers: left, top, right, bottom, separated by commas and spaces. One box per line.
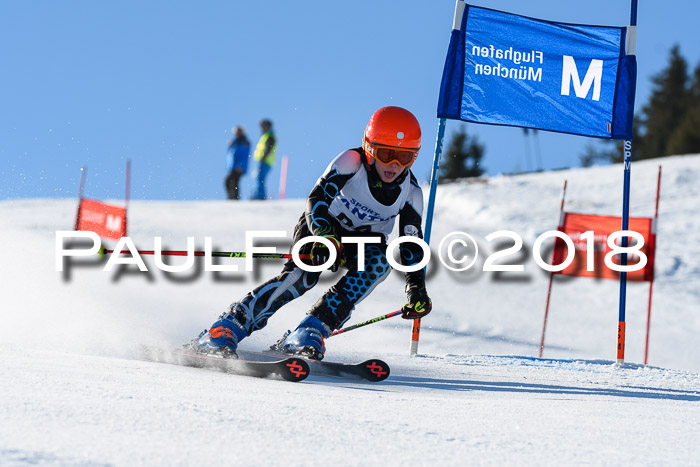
330, 310, 402, 337
99, 245, 309, 260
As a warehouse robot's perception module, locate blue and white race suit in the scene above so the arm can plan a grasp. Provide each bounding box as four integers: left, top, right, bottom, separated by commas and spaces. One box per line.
228, 148, 427, 333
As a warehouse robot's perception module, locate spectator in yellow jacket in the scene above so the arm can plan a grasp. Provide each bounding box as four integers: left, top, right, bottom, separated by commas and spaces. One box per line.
253, 119, 276, 200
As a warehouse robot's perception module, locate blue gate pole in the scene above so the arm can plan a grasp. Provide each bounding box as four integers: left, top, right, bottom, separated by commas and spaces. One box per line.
617, 0, 638, 364
617, 141, 632, 364
410, 118, 447, 355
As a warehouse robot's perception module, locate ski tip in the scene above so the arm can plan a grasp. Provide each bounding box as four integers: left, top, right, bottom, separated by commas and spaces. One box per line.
279, 358, 311, 382
361, 359, 390, 382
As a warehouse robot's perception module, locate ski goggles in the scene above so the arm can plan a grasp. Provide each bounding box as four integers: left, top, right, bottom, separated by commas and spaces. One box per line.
362, 141, 419, 168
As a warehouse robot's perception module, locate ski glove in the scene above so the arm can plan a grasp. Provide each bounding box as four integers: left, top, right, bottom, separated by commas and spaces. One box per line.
310, 236, 344, 272
401, 284, 432, 319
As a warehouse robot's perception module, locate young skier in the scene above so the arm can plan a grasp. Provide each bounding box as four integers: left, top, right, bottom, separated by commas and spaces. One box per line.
191, 106, 432, 360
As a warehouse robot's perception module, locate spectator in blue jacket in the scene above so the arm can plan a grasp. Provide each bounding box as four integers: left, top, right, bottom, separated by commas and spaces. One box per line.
225, 126, 251, 200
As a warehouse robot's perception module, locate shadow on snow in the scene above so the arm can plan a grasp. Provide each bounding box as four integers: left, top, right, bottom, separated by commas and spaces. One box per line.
382, 375, 699, 401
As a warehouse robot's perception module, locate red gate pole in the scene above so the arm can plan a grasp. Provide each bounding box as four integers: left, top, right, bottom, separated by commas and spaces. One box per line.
278, 156, 289, 200
74, 166, 88, 230
125, 159, 132, 207
124, 159, 131, 237
539, 179, 567, 358
644, 165, 662, 365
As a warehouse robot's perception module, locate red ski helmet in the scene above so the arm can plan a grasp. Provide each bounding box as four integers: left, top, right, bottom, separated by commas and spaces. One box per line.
362, 106, 421, 168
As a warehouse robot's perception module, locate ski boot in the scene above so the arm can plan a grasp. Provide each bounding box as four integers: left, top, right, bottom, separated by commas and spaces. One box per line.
189, 312, 247, 358
271, 315, 331, 361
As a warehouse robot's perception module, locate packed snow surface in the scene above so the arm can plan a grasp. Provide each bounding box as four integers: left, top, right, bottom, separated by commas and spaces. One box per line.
2, 155, 699, 465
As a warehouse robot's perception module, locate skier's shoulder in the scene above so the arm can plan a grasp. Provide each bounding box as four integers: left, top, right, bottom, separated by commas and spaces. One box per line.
329, 148, 364, 175
406, 170, 420, 188
402, 170, 424, 212
404, 170, 422, 196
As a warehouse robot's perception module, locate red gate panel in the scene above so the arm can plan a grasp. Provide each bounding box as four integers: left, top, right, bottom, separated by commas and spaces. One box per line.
75, 198, 127, 241
552, 212, 654, 282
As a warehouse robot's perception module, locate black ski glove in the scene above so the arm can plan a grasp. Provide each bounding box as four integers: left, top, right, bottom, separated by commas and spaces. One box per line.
310, 236, 344, 272
401, 284, 432, 319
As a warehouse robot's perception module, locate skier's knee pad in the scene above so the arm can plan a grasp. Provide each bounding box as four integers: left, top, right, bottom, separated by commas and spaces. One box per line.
230, 268, 320, 332
309, 287, 355, 330
310, 245, 391, 329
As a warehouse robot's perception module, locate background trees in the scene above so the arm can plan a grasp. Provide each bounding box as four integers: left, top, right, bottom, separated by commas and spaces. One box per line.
581, 45, 700, 166
439, 124, 485, 181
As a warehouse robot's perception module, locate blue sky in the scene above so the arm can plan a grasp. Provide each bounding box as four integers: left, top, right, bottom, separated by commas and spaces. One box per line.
2, 1, 698, 201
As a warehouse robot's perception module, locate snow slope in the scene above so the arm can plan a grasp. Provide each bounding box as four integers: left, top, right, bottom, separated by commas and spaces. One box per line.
1, 155, 699, 465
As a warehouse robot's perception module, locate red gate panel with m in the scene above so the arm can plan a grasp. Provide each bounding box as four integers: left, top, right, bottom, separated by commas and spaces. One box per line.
552, 212, 655, 282
75, 198, 127, 241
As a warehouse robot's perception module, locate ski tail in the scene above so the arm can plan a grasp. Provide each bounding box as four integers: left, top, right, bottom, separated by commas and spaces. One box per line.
140, 346, 310, 382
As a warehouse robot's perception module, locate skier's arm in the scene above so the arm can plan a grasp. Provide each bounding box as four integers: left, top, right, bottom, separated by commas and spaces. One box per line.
305, 150, 360, 237
398, 176, 426, 283
398, 176, 432, 319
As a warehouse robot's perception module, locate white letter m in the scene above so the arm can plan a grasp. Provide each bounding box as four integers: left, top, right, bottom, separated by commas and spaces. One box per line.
561, 56, 603, 101
105, 215, 122, 232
